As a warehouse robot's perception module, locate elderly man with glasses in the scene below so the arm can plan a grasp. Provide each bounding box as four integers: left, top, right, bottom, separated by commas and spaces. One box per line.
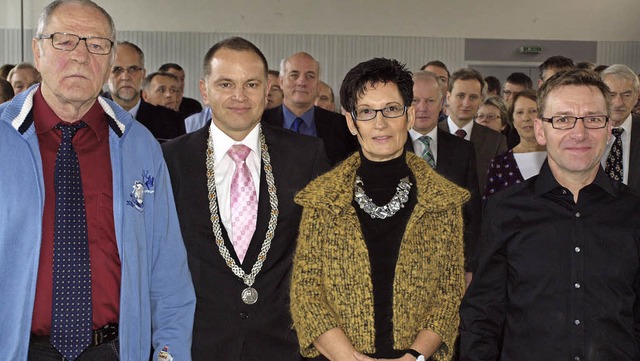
0, 1, 195, 360
460, 69, 640, 361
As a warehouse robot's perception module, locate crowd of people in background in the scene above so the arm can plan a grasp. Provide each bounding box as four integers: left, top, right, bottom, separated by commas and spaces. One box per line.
2, 0, 640, 360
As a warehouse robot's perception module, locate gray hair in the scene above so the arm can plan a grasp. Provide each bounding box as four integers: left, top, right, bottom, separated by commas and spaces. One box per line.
279, 52, 321, 78
600, 64, 640, 94
412, 70, 444, 103
36, 0, 116, 46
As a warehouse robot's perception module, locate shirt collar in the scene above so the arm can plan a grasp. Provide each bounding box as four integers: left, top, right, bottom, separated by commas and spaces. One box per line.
33, 86, 107, 141
447, 116, 473, 136
282, 104, 315, 129
614, 113, 633, 133
128, 99, 141, 119
534, 160, 618, 198
209, 120, 261, 164
409, 127, 438, 142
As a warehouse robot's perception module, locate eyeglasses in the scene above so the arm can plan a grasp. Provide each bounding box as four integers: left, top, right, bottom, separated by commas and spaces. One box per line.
351, 105, 407, 121
541, 115, 609, 130
476, 114, 500, 121
36, 32, 113, 55
112, 66, 144, 76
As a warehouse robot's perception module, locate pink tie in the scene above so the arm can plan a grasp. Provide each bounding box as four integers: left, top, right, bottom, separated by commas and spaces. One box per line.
228, 144, 258, 263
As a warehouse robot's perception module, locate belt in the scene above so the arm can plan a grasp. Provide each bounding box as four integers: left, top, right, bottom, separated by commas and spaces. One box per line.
31, 323, 119, 347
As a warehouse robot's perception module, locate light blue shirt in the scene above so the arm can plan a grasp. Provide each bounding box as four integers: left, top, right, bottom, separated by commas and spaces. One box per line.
282, 105, 317, 136
185, 106, 211, 133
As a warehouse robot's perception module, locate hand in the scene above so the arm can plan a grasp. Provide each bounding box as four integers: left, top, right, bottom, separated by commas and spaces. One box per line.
353, 351, 416, 361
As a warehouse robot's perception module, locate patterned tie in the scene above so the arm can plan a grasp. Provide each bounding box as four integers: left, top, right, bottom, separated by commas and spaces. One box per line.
228, 145, 258, 263
51, 122, 92, 361
605, 128, 624, 181
291, 117, 303, 133
455, 128, 467, 139
419, 135, 436, 168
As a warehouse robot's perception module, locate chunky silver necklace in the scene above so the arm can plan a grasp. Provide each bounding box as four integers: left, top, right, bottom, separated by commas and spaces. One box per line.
206, 126, 279, 304
354, 175, 412, 219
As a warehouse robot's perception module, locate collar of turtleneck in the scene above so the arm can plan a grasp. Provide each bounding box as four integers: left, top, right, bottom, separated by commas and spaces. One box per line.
355, 150, 412, 205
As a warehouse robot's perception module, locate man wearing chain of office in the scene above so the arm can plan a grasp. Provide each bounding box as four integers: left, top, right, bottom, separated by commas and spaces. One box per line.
162, 36, 330, 360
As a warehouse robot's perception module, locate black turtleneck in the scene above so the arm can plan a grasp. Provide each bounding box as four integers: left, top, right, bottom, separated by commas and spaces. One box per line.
353, 150, 417, 358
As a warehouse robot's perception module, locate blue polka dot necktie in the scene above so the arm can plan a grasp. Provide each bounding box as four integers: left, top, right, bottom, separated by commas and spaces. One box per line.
291, 117, 303, 133
419, 135, 436, 168
51, 122, 92, 361
605, 128, 624, 181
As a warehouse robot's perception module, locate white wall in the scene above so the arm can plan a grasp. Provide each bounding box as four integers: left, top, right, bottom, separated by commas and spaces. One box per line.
2, 0, 639, 41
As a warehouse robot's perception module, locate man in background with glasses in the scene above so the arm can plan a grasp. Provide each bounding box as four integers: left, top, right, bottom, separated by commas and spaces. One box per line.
460, 69, 640, 360
0, 1, 195, 360
107, 41, 185, 142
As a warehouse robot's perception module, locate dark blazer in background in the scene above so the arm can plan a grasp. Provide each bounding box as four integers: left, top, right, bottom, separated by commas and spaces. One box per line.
439, 121, 507, 191
262, 105, 358, 166
136, 99, 186, 142
406, 129, 482, 271
178, 96, 203, 118
162, 121, 330, 361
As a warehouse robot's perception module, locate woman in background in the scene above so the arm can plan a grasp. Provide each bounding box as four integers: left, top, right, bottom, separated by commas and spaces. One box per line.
484, 89, 546, 199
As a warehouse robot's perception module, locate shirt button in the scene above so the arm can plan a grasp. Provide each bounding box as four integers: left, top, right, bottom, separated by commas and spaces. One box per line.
575, 212, 581, 218
575, 357, 581, 361
575, 247, 581, 253
240, 312, 249, 319
574, 319, 581, 325
562, 189, 567, 195
574, 283, 581, 288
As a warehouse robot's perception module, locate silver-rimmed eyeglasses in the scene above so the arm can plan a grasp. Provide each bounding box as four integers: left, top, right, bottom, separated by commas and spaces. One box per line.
541, 115, 609, 130
36, 32, 114, 55
351, 105, 407, 121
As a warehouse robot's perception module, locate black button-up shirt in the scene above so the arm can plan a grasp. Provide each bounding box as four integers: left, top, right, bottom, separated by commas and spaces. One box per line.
459, 161, 640, 361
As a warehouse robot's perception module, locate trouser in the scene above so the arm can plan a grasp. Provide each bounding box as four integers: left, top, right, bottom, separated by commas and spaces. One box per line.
28, 336, 119, 361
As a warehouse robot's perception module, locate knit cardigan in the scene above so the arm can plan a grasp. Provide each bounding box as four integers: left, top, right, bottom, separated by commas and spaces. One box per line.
291, 152, 469, 360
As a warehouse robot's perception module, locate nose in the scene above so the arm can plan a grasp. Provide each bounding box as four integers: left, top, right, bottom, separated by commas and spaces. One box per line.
232, 87, 247, 101
372, 111, 388, 129
70, 39, 91, 62
611, 93, 623, 107
568, 118, 589, 140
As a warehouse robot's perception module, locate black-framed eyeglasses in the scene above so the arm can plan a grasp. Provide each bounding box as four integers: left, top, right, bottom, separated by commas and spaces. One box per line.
111, 66, 144, 76
36, 32, 114, 55
541, 115, 609, 130
351, 105, 407, 121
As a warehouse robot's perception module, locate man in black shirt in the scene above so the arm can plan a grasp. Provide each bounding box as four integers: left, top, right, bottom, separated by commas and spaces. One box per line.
459, 69, 640, 361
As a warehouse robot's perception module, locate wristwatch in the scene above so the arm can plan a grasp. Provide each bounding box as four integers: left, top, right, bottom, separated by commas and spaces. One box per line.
405, 348, 426, 361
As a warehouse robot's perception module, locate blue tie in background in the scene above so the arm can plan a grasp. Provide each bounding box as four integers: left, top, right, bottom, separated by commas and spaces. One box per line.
51, 122, 92, 361
291, 117, 303, 133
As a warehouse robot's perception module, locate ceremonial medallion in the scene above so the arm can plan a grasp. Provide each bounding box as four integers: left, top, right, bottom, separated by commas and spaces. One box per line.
241, 287, 258, 304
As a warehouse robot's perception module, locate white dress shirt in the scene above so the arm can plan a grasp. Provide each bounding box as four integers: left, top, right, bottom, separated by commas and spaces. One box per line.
210, 121, 262, 240
447, 116, 474, 140
601, 114, 632, 184
409, 127, 438, 165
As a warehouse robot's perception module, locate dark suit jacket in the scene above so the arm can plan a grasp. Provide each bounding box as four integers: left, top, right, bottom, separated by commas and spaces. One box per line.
262, 105, 358, 166
627, 115, 640, 193
178, 96, 203, 118
439, 121, 507, 191
136, 99, 186, 142
162, 122, 330, 361
405, 129, 482, 271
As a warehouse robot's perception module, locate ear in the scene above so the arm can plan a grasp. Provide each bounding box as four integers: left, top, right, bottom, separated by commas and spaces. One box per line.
533, 118, 547, 146
199, 79, 209, 106
141, 90, 149, 102
32, 38, 42, 70
406, 105, 416, 131
343, 110, 358, 136
446, 91, 451, 105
